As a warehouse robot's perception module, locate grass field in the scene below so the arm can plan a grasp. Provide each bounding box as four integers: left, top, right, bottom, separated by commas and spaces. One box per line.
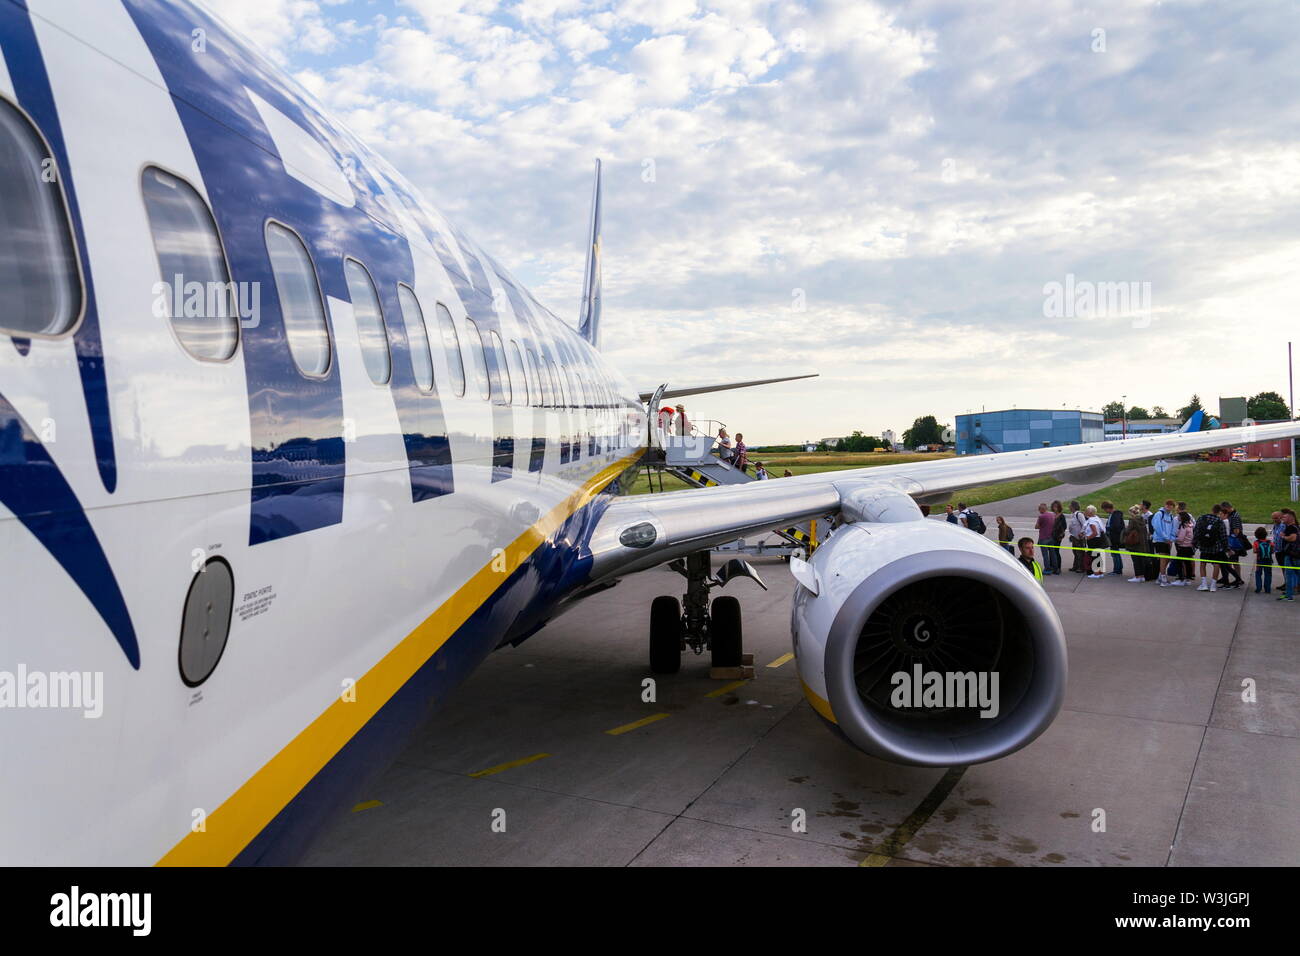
624, 450, 1232, 510
623, 452, 953, 495
1073, 461, 1294, 523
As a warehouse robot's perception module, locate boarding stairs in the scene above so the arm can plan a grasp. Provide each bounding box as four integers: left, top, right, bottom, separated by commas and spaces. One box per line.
649, 423, 821, 556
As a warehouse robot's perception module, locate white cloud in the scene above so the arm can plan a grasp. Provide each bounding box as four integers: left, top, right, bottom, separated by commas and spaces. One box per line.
231, 0, 1300, 440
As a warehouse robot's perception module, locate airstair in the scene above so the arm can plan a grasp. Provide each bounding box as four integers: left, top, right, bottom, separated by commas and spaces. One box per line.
641, 413, 822, 557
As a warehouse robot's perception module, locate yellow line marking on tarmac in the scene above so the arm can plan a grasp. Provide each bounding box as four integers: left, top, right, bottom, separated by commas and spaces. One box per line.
705, 679, 749, 698
766, 653, 794, 668
605, 713, 670, 735
351, 800, 383, 812
860, 766, 967, 867
468, 753, 551, 778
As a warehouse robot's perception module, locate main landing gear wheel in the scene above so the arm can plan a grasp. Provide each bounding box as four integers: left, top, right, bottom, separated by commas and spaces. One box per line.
709, 595, 743, 668
650, 595, 683, 674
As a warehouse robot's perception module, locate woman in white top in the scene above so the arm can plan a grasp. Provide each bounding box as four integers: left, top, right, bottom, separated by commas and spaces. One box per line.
1083, 505, 1107, 578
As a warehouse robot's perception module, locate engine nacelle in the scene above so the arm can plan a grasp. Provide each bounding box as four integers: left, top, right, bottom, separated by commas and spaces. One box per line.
791, 519, 1067, 766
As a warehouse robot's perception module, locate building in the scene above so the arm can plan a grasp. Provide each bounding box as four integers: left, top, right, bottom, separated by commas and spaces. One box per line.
955, 408, 1104, 455
1104, 417, 1182, 440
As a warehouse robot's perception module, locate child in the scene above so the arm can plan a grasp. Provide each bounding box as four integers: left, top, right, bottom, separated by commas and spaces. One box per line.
997, 516, 1014, 554
1253, 526, 1274, 594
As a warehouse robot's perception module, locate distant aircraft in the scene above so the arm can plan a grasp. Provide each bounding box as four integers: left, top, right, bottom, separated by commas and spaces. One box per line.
3, 0, 1295, 864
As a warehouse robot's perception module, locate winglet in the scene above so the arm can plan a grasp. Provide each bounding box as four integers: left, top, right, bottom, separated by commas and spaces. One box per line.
578, 158, 602, 348
1180, 409, 1204, 432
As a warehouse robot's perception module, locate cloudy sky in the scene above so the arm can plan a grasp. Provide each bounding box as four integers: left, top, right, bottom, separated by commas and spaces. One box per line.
218, 0, 1300, 444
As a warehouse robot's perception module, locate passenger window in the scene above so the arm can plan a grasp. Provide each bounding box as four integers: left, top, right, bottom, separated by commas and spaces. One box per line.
435, 303, 465, 397
342, 258, 391, 384
509, 341, 529, 407
550, 359, 568, 406
488, 330, 510, 405
0, 100, 80, 336
265, 222, 330, 376
464, 318, 491, 400
525, 349, 544, 406
141, 167, 238, 361
397, 285, 434, 392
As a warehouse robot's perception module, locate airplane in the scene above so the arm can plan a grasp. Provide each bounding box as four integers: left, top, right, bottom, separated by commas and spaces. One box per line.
3, 0, 1296, 866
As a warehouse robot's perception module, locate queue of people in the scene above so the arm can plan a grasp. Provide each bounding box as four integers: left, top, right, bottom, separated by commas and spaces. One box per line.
956, 496, 1298, 597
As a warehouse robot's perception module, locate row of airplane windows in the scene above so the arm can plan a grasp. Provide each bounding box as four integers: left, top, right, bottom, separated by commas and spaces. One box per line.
1, 96, 622, 418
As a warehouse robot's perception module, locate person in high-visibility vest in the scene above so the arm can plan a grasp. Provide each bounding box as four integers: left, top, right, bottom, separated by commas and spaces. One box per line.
1017, 537, 1044, 582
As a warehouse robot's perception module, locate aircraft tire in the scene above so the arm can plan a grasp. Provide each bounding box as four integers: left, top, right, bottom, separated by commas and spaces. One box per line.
710, 596, 743, 669
650, 596, 683, 674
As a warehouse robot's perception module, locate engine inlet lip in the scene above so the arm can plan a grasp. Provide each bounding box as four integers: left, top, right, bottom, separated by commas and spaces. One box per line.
824, 547, 1067, 767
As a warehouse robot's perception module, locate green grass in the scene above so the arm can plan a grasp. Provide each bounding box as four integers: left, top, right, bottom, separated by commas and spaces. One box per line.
928, 477, 1063, 513
624, 451, 954, 496
1080, 461, 1292, 523
623, 451, 1189, 507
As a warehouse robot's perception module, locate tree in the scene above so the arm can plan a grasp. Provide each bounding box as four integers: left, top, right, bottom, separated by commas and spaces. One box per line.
837, 430, 883, 452
1247, 390, 1289, 421
1102, 400, 1125, 419
1177, 394, 1203, 422
1127, 406, 1150, 420
903, 415, 945, 448
1151, 405, 1167, 418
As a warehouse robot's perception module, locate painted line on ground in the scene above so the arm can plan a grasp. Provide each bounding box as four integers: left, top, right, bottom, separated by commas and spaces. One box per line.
767, 653, 794, 668
351, 800, 382, 812
605, 714, 670, 736
860, 765, 967, 867
705, 679, 749, 698
468, 753, 551, 778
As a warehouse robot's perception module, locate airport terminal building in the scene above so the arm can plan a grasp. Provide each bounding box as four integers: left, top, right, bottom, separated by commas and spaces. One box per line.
955, 408, 1105, 455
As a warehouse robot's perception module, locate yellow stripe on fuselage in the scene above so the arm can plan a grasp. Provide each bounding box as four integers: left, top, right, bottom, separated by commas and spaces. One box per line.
157, 449, 643, 866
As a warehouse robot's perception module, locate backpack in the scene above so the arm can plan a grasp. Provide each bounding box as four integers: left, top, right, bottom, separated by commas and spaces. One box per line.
1193, 514, 1225, 552
965, 510, 986, 534
1257, 540, 1274, 562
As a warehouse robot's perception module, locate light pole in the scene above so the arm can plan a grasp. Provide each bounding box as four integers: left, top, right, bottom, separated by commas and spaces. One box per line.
1121, 393, 1127, 439
1290, 343, 1297, 501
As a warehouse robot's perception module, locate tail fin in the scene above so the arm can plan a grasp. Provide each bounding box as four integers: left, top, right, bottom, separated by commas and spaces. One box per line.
578, 158, 602, 348
1179, 409, 1205, 432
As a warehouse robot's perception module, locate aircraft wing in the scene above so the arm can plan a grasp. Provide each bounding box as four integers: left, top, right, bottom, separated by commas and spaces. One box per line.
590, 419, 1300, 580
587, 417, 1300, 768
637, 373, 817, 403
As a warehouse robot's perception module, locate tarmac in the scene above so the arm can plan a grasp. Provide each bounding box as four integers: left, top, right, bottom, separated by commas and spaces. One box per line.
304, 476, 1300, 867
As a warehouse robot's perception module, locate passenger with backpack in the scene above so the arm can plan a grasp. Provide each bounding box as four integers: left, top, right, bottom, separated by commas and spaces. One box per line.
1066, 500, 1087, 572
1220, 501, 1246, 589
1151, 499, 1180, 587
1278, 508, 1300, 601
1123, 505, 1151, 582
1253, 527, 1275, 594
958, 502, 986, 535
1049, 500, 1067, 575
1193, 504, 1228, 592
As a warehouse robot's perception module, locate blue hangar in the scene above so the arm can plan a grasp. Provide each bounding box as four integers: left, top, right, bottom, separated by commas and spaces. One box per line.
955, 409, 1105, 455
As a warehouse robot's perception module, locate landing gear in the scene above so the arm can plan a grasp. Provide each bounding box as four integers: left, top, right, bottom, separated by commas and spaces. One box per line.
649, 596, 683, 674
647, 550, 766, 674
709, 595, 742, 668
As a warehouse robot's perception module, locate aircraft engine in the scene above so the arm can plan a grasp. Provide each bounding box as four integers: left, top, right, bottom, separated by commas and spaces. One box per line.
790, 519, 1067, 766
